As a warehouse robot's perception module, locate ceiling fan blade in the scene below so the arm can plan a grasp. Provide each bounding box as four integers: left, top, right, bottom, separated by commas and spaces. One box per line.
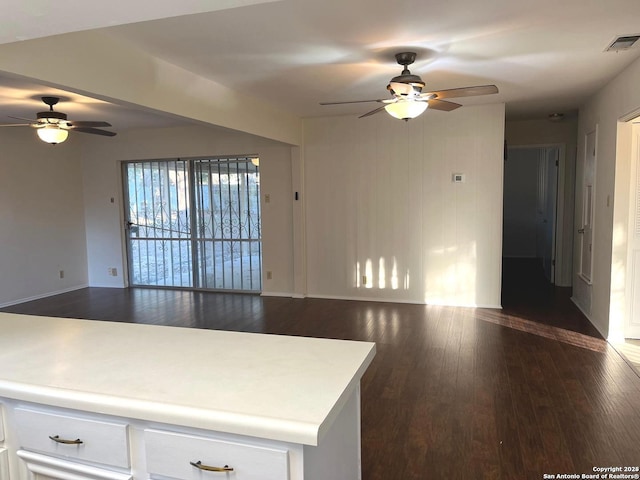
72, 127, 117, 137
0, 123, 31, 127
67, 121, 112, 128
8, 115, 37, 123
359, 105, 387, 118
427, 99, 462, 112
428, 85, 498, 99
320, 99, 384, 105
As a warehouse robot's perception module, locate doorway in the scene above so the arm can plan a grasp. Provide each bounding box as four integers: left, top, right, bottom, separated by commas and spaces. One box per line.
502, 145, 564, 317
123, 157, 262, 292
622, 121, 640, 339
503, 146, 559, 279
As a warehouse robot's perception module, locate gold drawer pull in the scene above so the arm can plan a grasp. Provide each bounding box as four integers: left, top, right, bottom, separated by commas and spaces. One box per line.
190, 461, 234, 472
49, 435, 83, 445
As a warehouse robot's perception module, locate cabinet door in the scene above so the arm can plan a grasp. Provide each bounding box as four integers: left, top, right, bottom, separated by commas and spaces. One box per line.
145, 429, 289, 480
17, 450, 131, 480
0, 448, 8, 480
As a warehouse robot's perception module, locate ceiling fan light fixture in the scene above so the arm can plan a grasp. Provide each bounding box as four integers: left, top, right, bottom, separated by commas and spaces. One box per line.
387, 81, 423, 97
37, 125, 69, 144
384, 100, 428, 120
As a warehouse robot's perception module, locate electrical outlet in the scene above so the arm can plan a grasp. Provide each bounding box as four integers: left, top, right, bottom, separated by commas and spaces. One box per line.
59, 270, 64, 279
265, 194, 271, 204
266, 271, 273, 280
362, 275, 367, 285
108, 267, 118, 276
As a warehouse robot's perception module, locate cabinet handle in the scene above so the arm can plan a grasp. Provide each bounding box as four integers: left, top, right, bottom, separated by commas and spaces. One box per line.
49, 435, 83, 445
190, 461, 234, 472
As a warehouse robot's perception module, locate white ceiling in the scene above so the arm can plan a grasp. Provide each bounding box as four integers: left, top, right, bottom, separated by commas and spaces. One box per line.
1, 0, 640, 131
0, 73, 195, 130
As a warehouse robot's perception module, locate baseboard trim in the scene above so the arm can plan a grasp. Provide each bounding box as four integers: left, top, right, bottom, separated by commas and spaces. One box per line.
260, 291, 296, 298
306, 293, 501, 309
0, 284, 89, 308
307, 294, 426, 305
424, 300, 503, 309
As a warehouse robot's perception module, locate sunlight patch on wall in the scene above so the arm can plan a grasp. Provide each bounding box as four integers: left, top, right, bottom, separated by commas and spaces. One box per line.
391, 258, 399, 290
365, 259, 373, 289
425, 242, 478, 306
378, 257, 386, 289
609, 223, 627, 342
354, 257, 410, 292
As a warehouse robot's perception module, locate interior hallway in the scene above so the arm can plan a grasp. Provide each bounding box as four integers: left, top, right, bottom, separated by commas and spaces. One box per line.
2, 282, 639, 479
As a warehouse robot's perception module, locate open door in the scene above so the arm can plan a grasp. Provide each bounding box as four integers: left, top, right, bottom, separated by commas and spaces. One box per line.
539, 147, 559, 282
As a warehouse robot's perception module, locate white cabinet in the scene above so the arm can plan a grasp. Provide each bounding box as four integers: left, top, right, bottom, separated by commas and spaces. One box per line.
11, 407, 293, 480
0, 447, 9, 480
0, 398, 358, 480
1, 402, 8, 480
0, 390, 364, 480
14, 408, 129, 469
6, 406, 131, 480
16, 450, 131, 480
0, 449, 8, 480
145, 429, 289, 480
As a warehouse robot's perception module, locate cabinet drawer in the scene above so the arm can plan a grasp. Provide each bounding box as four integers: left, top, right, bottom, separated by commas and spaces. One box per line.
145, 429, 289, 480
14, 408, 129, 468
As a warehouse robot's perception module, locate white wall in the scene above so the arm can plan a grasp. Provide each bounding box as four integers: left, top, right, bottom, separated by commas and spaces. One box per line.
0, 128, 88, 306
2, 105, 506, 310
303, 103, 505, 307
81, 125, 295, 295
575, 54, 640, 339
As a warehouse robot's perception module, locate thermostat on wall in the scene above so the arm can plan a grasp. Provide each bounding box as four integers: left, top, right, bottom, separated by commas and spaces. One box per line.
452, 173, 465, 183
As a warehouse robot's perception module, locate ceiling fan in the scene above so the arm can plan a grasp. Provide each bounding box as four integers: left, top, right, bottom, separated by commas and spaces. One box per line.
320, 52, 499, 121
1, 96, 116, 144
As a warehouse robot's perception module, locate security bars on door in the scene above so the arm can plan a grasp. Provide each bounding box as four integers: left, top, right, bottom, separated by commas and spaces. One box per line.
124, 157, 261, 292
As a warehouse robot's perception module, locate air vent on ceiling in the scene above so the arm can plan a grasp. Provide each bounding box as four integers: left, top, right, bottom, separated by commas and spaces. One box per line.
605, 35, 640, 52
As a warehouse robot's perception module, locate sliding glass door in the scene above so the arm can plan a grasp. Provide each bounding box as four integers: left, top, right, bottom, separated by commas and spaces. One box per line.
123, 157, 261, 292
193, 158, 261, 290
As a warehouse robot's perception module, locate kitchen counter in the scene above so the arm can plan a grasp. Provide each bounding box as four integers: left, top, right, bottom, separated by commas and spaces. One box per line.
0, 312, 375, 446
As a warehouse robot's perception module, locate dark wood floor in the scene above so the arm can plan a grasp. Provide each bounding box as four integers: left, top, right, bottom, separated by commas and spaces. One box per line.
3, 261, 639, 479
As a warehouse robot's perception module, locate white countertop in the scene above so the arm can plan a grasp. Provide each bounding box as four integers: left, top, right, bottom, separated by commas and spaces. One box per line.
0, 313, 375, 446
